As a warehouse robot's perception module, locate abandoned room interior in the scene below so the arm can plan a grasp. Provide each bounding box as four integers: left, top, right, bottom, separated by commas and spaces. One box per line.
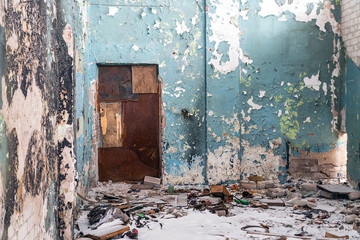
0, 0, 360, 239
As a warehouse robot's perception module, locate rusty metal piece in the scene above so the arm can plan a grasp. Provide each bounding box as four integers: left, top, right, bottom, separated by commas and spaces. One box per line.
122, 94, 159, 147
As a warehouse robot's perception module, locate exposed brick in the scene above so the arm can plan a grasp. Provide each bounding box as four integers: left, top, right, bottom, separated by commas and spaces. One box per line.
341, 0, 360, 66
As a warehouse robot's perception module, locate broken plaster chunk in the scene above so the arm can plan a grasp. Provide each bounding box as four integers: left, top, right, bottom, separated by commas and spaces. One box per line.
300, 183, 318, 192
256, 181, 274, 190
198, 196, 222, 204
266, 188, 286, 198
144, 176, 161, 186
348, 191, 360, 200
240, 181, 256, 189
318, 190, 334, 199
345, 214, 358, 224
287, 197, 307, 207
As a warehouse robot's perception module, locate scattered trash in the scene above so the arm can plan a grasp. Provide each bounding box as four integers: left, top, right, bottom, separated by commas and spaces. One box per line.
74, 179, 360, 239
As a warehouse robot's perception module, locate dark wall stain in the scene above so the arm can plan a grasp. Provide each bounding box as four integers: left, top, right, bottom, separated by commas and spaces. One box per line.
24, 131, 49, 196
5, 1, 47, 103
4, 0, 74, 238
3, 129, 19, 240
52, 0, 74, 238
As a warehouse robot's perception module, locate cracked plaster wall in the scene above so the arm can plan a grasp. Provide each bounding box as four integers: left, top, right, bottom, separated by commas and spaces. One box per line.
79, 0, 344, 186
341, 0, 360, 187
341, 0, 360, 188
0, 0, 76, 239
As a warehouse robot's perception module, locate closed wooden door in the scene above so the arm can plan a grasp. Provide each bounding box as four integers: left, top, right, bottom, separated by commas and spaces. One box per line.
98, 65, 160, 182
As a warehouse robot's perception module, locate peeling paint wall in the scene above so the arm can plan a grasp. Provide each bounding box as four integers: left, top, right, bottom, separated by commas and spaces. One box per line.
79, 0, 343, 186
207, 0, 342, 183
81, 0, 207, 185
341, 0, 360, 188
0, 0, 75, 239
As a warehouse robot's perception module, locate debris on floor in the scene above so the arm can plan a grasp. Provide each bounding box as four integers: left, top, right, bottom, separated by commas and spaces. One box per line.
74, 177, 360, 239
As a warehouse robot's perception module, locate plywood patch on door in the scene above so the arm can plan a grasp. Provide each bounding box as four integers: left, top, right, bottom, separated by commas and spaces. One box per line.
132, 65, 158, 93
100, 102, 123, 148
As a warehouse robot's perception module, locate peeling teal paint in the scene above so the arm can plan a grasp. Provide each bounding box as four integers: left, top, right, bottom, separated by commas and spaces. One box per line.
0, 24, 6, 180
75, 0, 344, 185
344, 58, 360, 187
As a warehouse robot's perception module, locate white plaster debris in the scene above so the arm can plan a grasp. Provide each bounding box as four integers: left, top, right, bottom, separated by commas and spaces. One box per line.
175, 20, 190, 35
208, 0, 252, 74
258, 0, 340, 34
304, 71, 321, 91
107, 7, 118, 16
304, 117, 311, 123
247, 96, 262, 113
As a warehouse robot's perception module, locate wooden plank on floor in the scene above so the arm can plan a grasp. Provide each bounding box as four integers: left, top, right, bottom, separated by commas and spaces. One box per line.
85, 226, 130, 240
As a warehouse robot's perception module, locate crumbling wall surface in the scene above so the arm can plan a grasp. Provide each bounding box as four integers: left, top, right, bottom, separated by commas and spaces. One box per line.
341, 0, 360, 187
74, 0, 98, 199
85, 0, 207, 185
207, 0, 342, 183
0, 0, 75, 239
83, 0, 343, 185
0, 0, 6, 238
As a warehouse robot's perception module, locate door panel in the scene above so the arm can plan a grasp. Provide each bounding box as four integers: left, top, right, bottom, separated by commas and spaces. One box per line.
98, 65, 160, 182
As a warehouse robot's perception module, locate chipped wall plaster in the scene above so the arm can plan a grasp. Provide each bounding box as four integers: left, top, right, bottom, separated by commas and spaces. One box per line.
0, 0, 76, 238
80, 0, 343, 188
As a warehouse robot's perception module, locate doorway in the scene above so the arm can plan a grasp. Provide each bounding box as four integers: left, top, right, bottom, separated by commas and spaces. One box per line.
97, 65, 160, 182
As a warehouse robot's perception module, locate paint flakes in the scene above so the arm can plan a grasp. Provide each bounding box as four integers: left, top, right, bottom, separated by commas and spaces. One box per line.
208, 0, 253, 74
258, 0, 340, 34
304, 117, 311, 123
304, 71, 321, 91
259, 91, 266, 98
247, 96, 262, 113
132, 44, 140, 51
107, 7, 118, 16
175, 21, 190, 35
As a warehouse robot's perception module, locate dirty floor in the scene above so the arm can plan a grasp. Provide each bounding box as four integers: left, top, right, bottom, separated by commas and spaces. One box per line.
75, 181, 360, 240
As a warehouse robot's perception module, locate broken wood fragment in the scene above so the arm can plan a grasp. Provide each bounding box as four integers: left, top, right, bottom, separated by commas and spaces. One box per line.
85, 226, 130, 240
246, 231, 334, 240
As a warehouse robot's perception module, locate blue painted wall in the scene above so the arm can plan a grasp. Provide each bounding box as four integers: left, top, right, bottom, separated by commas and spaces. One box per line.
75, 0, 343, 186
344, 58, 360, 187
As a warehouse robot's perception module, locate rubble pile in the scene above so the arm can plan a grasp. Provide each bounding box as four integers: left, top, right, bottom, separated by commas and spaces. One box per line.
74, 177, 360, 239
